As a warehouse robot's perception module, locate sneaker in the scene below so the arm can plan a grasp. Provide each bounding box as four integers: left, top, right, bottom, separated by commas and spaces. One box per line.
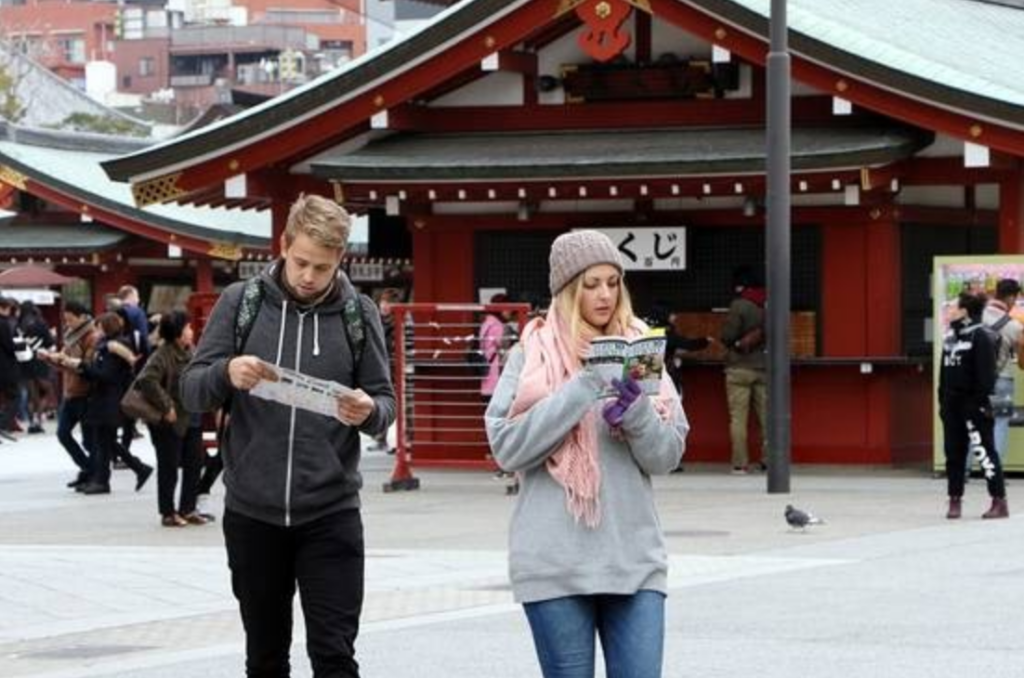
27, 424, 44, 434
731, 466, 749, 475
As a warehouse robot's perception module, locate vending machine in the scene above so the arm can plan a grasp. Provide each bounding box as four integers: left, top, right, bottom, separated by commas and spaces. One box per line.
933, 255, 1024, 473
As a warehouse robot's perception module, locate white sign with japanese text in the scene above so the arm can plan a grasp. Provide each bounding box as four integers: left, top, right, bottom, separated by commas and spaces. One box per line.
589, 227, 687, 271
350, 261, 385, 282
238, 261, 263, 280
2, 289, 57, 305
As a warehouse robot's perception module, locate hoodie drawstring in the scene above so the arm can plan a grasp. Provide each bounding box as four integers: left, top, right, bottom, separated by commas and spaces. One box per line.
275, 300, 288, 366
313, 312, 321, 357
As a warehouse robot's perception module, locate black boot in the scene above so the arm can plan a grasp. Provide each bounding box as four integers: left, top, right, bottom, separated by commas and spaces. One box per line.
982, 497, 1009, 519
946, 497, 962, 520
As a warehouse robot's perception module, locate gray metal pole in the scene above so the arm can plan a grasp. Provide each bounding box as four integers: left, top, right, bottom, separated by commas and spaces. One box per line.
766, 0, 791, 493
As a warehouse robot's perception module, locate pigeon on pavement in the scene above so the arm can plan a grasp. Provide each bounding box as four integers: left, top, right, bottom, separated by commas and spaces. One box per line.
785, 504, 825, 530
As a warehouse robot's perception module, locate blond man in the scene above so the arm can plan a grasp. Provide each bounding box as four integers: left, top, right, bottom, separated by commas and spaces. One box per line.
183, 194, 396, 677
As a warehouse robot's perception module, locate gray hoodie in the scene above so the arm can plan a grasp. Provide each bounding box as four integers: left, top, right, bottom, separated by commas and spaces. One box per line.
485, 346, 688, 604
181, 263, 396, 527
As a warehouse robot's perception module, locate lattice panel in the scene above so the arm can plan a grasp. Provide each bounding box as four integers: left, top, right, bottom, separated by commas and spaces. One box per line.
131, 173, 186, 207
475, 229, 559, 307
0, 165, 28, 191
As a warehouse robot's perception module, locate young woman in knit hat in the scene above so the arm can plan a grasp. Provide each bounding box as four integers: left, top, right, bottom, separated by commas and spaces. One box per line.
485, 229, 688, 678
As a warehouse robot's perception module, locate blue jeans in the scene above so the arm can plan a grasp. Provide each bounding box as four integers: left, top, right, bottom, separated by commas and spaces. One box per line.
992, 375, 1014, 463
523, 591, 665, 678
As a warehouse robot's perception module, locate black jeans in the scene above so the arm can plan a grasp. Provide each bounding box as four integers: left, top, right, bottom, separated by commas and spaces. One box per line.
92, 423, 148, 486
197, 447, 223, 496
942, 399, 1006, 499
149, 423, 202, 516
57, 396, 93, 473
0, 382, 18, 432
224, 508, 365, 678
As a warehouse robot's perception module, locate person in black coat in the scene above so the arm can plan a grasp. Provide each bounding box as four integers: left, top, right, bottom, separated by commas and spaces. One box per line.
54, 312, 153, 495
0, 298, 20, 441
939, 292, 1009, 520
16, 300, 55, 434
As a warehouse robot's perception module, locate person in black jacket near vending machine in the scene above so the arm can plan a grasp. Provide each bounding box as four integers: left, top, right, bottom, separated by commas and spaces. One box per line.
939, 292, 1009, 520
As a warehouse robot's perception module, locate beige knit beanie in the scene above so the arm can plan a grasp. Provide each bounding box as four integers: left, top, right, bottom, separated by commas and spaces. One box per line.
548, 230, 625, 296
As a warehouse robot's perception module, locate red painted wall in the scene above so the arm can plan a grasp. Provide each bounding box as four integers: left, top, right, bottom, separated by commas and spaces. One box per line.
406, 205, 934, 467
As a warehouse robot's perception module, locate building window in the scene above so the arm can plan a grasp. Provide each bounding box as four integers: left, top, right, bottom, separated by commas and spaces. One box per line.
56, 36, 86, 64
139, 57, 154, 77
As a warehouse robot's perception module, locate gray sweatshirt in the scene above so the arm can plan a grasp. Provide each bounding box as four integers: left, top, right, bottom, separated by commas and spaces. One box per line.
485, 346, 688, 604
181, 263, 396, 527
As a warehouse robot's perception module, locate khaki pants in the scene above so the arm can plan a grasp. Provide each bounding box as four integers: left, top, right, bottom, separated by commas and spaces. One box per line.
725, 366, 767, 469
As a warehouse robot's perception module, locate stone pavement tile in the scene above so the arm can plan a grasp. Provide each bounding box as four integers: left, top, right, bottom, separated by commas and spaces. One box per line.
5, 432, 1024, 677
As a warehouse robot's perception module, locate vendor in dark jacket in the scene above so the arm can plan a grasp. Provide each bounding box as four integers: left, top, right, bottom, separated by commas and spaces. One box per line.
939, 292, 1008, 520
137, 310, 206, 527
181, 194, 396, 678
720, 266, 767, 474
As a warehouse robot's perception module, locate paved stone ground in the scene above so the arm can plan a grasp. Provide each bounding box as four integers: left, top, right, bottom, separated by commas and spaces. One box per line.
1, 427, 1022, 677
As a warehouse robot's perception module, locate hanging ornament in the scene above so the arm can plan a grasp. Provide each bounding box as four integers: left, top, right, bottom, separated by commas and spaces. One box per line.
576, 0, 633, 62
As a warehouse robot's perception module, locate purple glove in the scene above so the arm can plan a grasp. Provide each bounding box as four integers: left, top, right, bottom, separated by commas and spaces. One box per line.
602, 377, 643, 428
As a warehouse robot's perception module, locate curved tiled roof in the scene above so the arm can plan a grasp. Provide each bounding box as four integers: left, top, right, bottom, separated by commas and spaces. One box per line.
101, 0, 1024, 185
0, 125, 270, 252
713, 0, 1024, 120
312, 126, 931, 181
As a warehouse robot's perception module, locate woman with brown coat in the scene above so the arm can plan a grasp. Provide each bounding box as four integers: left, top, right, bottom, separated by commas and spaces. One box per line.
136, 310, 207, 527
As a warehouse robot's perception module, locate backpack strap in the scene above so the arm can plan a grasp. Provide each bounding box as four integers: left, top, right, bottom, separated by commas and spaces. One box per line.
235, 277, 265, 355
991, 313, 1012, 333
343, 295, 366, 368
234, 276, 366, 367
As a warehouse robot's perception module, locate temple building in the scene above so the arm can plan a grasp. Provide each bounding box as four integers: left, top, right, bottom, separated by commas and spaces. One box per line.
99, 0, 1024, 467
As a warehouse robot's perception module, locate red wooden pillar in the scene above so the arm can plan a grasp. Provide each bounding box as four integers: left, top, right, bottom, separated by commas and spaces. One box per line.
864, 207, 901, 355
409, 216, 475, 303
1001, 165, 1024, 254
863, 207, 903, 463
271, 199, 289, 257
411, 218, 434, 302
195, 257, 214, 294
820, 220, 868, 356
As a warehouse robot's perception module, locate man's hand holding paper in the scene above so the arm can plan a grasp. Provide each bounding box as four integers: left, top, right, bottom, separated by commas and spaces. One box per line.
229, 356, 280, 390
335, 389, 374, 426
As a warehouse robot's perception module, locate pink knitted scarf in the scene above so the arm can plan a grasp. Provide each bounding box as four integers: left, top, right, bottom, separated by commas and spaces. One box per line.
507, 307, 677, 528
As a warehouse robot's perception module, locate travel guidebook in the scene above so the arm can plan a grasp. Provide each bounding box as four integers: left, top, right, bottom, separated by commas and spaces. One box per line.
586, 330, 667, 396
